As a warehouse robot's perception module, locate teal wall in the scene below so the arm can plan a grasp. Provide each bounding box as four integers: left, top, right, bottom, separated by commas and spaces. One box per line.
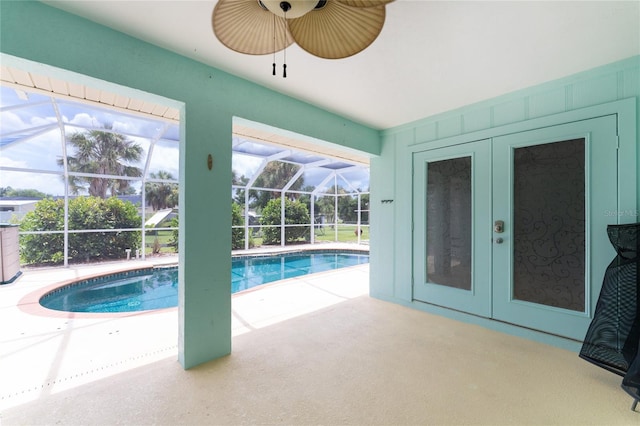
371, 56, 640, 350
0, 1, 380, 368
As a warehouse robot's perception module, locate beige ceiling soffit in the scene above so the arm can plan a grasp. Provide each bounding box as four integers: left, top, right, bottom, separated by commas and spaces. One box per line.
233, 125, 370, 166
0, 66, 180, 123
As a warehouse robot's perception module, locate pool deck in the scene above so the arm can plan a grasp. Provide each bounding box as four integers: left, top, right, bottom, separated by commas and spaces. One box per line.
0, 244, 369, 410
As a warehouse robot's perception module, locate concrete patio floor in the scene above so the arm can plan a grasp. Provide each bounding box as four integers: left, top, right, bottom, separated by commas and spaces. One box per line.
1, 245, 638, 424
1, 246, 369, 412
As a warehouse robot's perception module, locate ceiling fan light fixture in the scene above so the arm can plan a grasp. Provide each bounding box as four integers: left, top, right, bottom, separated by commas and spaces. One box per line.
212, 0, 293, 55
259, 0, 319, 19
213, 0, 395, 76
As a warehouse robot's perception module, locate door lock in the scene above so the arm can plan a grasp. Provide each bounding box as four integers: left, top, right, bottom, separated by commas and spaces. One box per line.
494, 220, 504, 233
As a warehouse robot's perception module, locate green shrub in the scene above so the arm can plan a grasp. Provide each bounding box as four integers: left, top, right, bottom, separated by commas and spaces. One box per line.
167, 217, 179, 252
20, 196, 141, 265
166, 204, 243, 251
260, 197, 310, 245
19, 198, 64, 265
231, 202, 245, 250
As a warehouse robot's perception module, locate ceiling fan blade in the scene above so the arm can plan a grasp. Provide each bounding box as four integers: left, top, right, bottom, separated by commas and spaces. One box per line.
335, 0, 395, 8
288, 1, 387, 59
212, 0, 293, 55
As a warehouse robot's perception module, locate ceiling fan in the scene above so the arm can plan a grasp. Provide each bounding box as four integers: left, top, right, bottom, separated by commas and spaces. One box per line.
212, 0, 395, 76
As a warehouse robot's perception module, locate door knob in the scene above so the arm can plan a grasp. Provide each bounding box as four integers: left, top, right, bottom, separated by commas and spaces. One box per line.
494, 220, 504, 233
495, 237, 504, 244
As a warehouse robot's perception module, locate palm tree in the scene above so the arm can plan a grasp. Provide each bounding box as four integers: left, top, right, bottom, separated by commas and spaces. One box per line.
145, 170, 178, 210
59, 125, 143, 198
250, 161, 303, 210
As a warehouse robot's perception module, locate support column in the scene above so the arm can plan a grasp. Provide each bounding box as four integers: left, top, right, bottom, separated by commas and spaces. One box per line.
179, 106, 232, 368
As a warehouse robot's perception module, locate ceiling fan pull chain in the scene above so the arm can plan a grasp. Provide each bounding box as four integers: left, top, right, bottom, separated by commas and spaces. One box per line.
272, 14, 277, 76
282, 7, 287, 78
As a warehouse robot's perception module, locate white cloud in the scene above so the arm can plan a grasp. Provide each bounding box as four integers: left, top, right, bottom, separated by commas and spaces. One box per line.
232, 154, 262, 179
67, 112, 97, 127
0, 156, 28, 168
112, 119, 142, 135
30, 115, 57, 127
1, 129, 64, 171
0, 111, 27, 133
147, 143, 179, 178
0, 170, 65, 195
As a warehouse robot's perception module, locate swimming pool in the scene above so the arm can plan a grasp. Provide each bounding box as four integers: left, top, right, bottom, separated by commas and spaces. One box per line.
39, 250, 369, 313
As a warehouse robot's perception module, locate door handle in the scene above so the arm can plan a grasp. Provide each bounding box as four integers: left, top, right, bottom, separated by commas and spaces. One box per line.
495, 237, 504, 244
494, 220, 504, 233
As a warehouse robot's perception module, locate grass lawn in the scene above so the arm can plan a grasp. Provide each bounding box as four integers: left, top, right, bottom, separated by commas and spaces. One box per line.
314, 225, 369, 243
145, 230, 177, 254
246, 225, 369, 247
146, 225, 369, 253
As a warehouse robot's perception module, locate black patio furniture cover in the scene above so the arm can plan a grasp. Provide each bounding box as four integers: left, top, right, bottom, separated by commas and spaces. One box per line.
579, 223, 640, 408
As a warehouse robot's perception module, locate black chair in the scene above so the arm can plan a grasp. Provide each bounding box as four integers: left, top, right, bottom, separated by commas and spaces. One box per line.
580, 223, 640, 412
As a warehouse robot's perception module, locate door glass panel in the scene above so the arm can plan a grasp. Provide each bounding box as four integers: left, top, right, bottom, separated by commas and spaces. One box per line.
426, 157, 472, 290
513, 138, 585, 311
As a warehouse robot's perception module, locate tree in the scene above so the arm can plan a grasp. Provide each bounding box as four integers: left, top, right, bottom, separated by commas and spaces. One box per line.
0, 186, 50, 198
145, 170, 178, 210
315, 192, 336, 224
232, 171, 249, 205
59, 125, 143, 198
249, 161, 303, 211
337, 193, 356, 223
167, 186, 179, 209
255, 162, 301, 192
310, 186, 370, 224
359, 193, 370, 223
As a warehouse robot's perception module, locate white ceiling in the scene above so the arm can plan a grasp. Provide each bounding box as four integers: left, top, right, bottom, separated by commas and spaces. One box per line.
42, 0, 640, 130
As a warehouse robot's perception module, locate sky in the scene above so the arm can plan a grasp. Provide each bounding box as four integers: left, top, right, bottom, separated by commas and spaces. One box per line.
0, 86, 179, 196
0, 85, 369, 197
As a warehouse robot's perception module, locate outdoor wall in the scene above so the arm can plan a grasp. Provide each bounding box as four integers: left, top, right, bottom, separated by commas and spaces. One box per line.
370, 55, 640, 348
0, 1, 380, 369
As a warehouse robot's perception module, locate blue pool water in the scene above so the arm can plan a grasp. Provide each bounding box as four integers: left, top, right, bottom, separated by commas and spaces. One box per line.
40, 251, 369, 313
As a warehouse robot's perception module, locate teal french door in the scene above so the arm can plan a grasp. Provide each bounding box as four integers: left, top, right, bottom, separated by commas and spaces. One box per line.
412, 139, 493, 317
413, 115, 618, 340
491, 116, 617, 339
